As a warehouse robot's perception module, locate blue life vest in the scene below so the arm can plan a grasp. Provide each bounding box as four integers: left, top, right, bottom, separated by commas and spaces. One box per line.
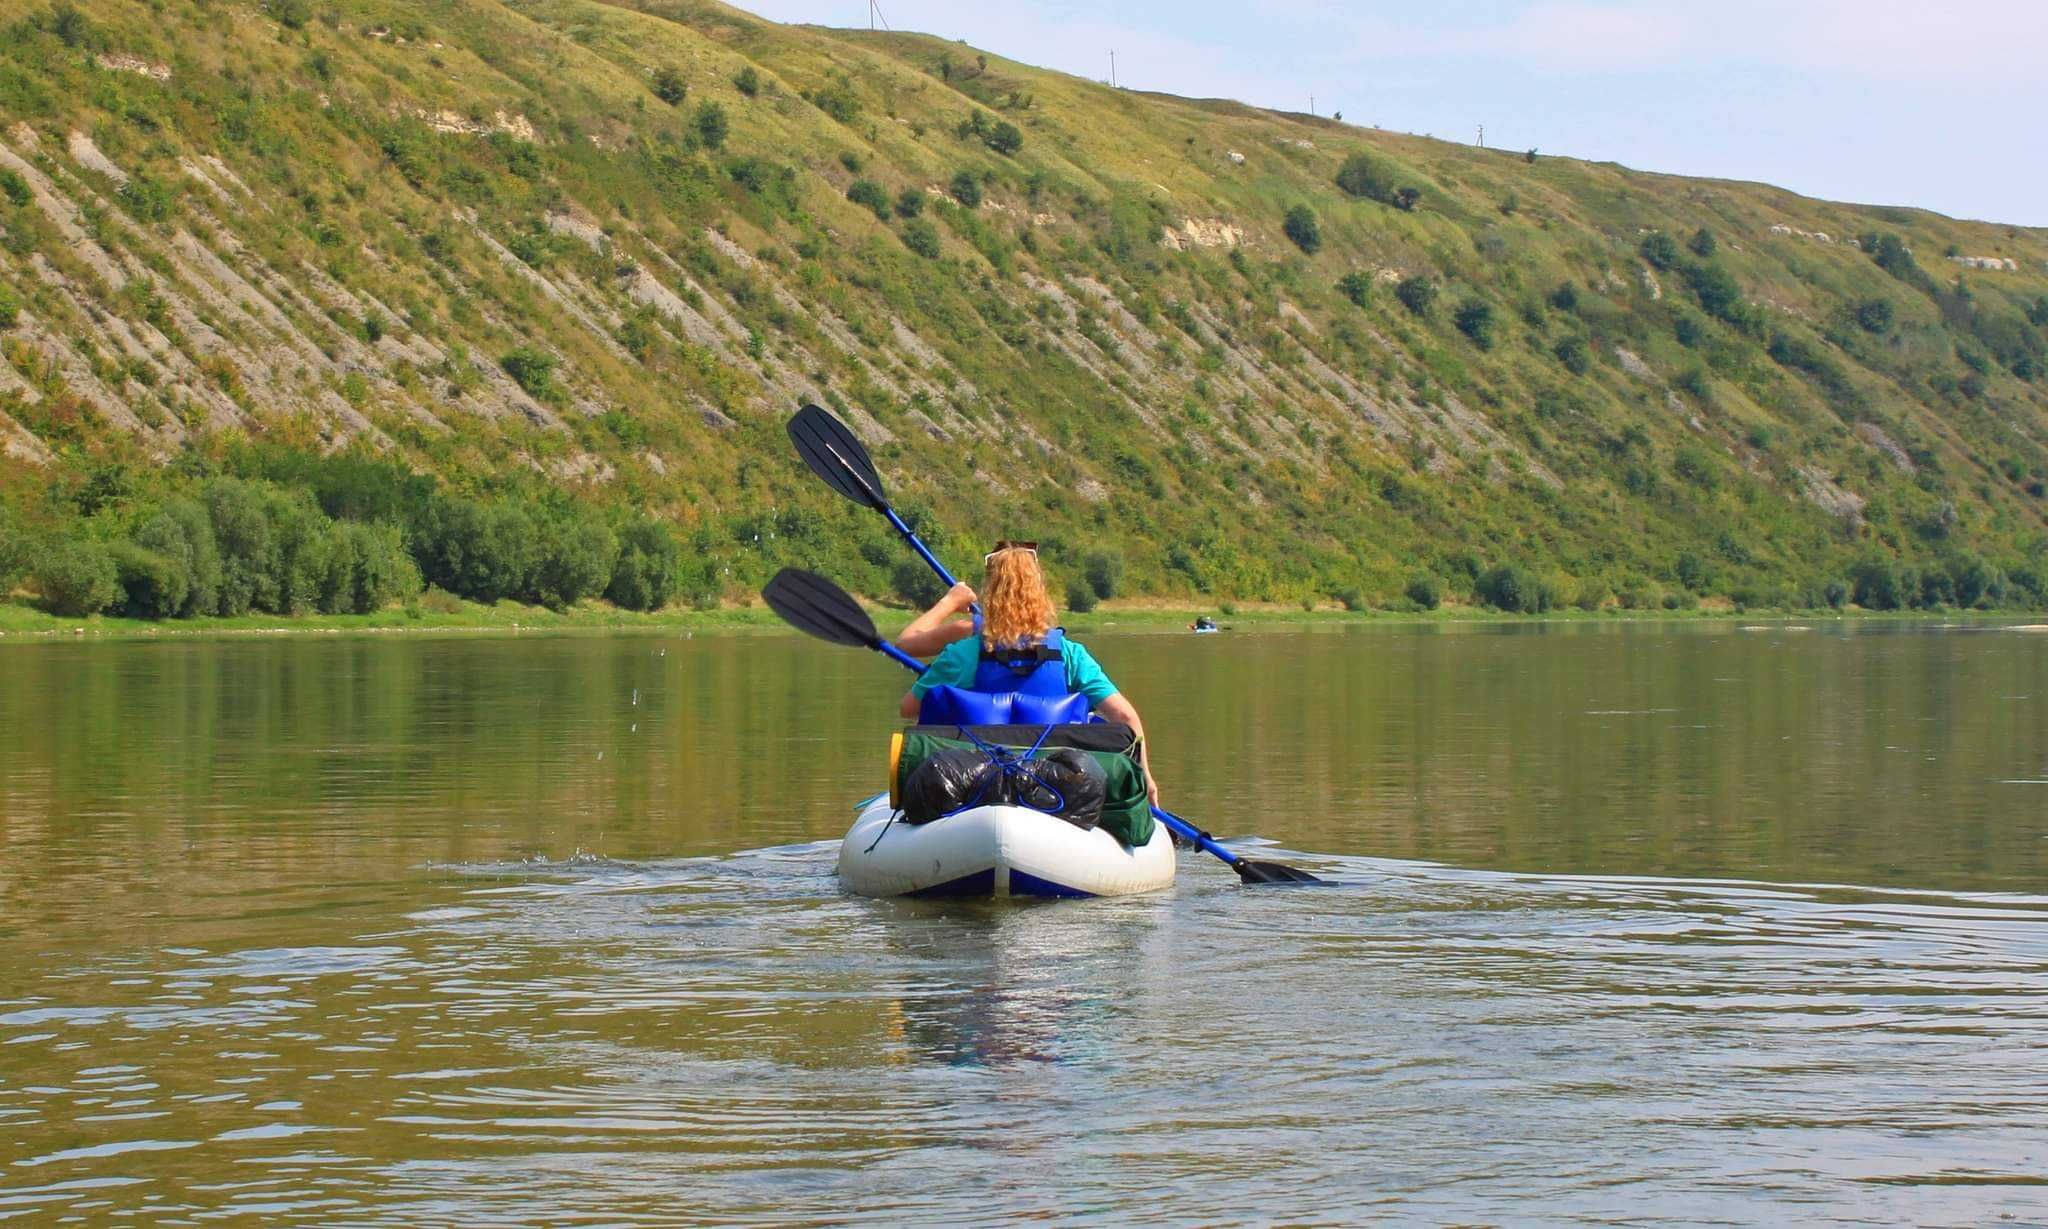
919, 628, 1093, 725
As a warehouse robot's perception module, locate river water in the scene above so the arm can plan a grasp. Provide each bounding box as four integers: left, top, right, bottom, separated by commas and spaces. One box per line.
2, 622, 2045, 1224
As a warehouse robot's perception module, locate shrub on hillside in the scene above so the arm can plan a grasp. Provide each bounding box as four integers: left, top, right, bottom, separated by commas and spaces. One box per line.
846, 178, 890, 220
694, 102, 729, 150
36, 536, 119, 616
733, 66, 761, 97
1548, 281, 1579, 312
900, 218, 941, 258
1283, 205, 1321, 255
110, 540, 188, 619
1476, 564, 1551, 613
1082, 549, 1124, 600
1336, 272, 1373, 307
529, 510, 618, 610
500, 346, 560, 402
607, 518, 681, 611
891, 557, 945, 607
1683, 260, 1743, 323
1453, 298, 1496, 348
985, 121, 1024, 156
1064, 577, 1098, 613
653, 68, 688, 106
0, 284, 18, 330
949, 171, 982, 207
1392, 187, 1422, 212
1552, 334, 1591, 374
1854, 298, 1894, 334
1395, 275, 1436, 316
0, 169, 29, 207
1405, 571, 1442, 610
1334, 152, 1394, 202
1639, 232, 1680, 270
894, 186, 925, 219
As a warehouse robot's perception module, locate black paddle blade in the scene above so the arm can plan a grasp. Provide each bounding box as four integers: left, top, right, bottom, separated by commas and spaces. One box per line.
788, 404, 887, 510
1234, 858, 1323, 885
761, 568, 882, 649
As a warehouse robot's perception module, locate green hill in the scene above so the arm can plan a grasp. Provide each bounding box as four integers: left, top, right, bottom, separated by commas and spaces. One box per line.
2, 0, 2047, 619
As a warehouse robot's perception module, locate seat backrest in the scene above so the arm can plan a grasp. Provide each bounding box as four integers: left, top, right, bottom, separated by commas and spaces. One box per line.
918, 685, 1092, 726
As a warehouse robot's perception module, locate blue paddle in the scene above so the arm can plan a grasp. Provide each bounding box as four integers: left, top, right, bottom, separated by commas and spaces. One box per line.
762, 566, 1320, 885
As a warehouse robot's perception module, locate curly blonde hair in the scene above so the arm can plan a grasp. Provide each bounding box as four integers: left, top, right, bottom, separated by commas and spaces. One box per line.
981, 548, 1057, 649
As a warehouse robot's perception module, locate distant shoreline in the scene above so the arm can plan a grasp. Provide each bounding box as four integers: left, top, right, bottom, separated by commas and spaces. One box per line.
1, 595, 2036, 645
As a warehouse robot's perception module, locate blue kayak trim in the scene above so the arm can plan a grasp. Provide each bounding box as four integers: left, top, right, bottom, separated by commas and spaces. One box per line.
1008, 869, 1095, 899
905, 868, 997, 898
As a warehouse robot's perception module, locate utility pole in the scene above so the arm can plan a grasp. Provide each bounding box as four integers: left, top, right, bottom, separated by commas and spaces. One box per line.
1309, 94, 1315, 117
1477, 124, 1485, 148
867, 0, 888, 31
1108, 49, 1117, 88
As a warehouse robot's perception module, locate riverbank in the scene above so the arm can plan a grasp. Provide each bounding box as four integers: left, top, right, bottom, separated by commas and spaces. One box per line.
2, 593, 2039, 644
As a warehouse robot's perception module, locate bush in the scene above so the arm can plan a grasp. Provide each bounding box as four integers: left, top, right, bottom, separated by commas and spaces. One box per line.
1688, 228, 1717, 258
1334, 152, 1394, 202
1082, 549, 1124, 600
1453, 298, 1496, 348
111, 541, 187, 619
1672, 446, 1719, 489
500, 346, 559, 401
1850, 557, 1904, 610
1855, 298, 1894, 334
846, 178, 890, 220
1639, 232, 1680, 270
948, 171, 982, 207
529, 511, 618, 610
1395, 276, 1436, 316
1282, 204, 1321, 255
1553, 334, 1591, 374
135, 499, 220, 617
270, 0, 311, 28
1336, 272, 1373, 307
205, 478, 277, 615
1064, 577, 1098, 613
891, 557, 945, 607
653, 68, 688, 106
900, 219, 942, 258
1405, 571, 1442, 610
319, 522, 418, 614
1823, 579, 1849, 609
1476, 564, 1551, 613
1392, 187, 1421, 212
733, 66, 761, 97
36, 536, 119, 616
608, 518, 681, 611
0, 508, 25, 589
1684, 261, 1744, 322
985, 121, 1023, 156
0, 169, 30, 208
0, 284, 18, 330
412, 495, 538, 604
694, 102, 729, 150
1548, 282, 1579, 312
894, 187, 925, 219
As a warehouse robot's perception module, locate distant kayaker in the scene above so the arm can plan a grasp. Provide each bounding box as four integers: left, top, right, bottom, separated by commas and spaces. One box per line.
895, 541, 1161, 805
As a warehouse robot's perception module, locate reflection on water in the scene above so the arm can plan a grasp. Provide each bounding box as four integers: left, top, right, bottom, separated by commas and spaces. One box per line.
1, 623, 2045, 1223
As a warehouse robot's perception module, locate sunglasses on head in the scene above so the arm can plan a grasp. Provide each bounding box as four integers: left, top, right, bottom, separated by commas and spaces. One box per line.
984, 540, 1039, 565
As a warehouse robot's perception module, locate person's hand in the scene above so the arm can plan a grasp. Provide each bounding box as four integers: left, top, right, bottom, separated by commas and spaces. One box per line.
943, 581, 978, 611
1144, 770, 1160, 808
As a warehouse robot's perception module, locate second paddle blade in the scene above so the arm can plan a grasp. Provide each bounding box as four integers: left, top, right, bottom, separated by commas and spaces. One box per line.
761, 568, 882, 649
1234, 858, 1323, 885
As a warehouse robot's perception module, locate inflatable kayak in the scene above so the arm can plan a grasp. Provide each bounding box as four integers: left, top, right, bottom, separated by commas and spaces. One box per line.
838, 793, 1176, 899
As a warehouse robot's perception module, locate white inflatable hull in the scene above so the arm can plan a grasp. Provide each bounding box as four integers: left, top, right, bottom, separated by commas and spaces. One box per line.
837, 794, 1176, 899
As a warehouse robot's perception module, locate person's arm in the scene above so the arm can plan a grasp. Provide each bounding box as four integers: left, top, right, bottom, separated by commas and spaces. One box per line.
895, 582, 978, 657
1095, 691, 1160, 807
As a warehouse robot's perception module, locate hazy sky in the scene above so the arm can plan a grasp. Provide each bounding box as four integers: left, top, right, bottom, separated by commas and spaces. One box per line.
736, 0, 2048, 226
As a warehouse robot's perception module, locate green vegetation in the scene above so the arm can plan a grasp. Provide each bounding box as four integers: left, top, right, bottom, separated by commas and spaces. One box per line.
0, 0, 2042, 626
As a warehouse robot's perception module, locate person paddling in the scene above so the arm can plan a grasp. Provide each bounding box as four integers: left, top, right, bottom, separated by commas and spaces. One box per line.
894, 541, 1161, 806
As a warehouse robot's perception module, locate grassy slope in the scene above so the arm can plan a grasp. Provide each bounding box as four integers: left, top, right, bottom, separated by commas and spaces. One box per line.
0, 0, 2045, 611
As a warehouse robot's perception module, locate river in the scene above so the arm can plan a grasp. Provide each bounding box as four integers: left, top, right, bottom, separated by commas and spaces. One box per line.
2, 621, 2045, 1223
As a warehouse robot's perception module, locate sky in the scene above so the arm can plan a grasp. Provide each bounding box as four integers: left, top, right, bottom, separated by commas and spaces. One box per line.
735, 0, 2048, 226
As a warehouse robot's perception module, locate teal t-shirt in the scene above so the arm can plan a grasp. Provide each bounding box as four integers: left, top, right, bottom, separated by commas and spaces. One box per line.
909, 633, 1118, 706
